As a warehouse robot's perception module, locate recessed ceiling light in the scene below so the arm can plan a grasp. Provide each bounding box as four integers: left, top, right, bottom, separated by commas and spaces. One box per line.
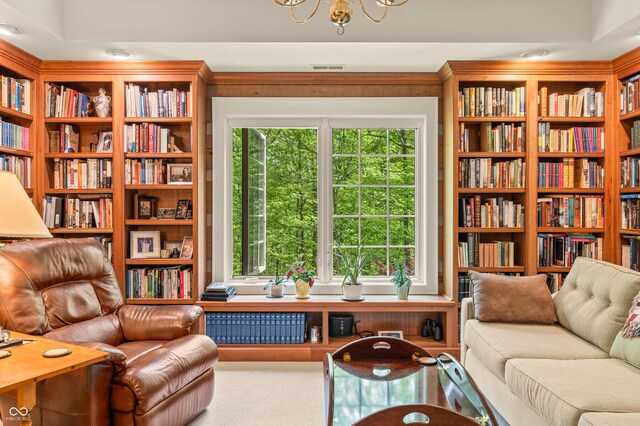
520, 50, 550, 60
0, 22, 22, 36
105, 49, 135, 60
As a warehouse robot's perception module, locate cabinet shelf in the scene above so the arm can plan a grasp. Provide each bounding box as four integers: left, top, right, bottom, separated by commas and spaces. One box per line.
537, 152, 604, 158
457, 188, 525, 194
457, 116, 525, 123
126, 298, 195, 305
45, 153, 113, 159
458, 266, 525, 273
458, 227, 525, 233
0, 105, 33, 123
124, 117, 192, 124
537, 227, 605, 233
49, 228, 113, 234
537, 266, 571, 273
620, 110, 640, 121
619, 187, 640, 194
125, 219, 193, 226
44, 117, 112, 124
538, 117, 605, 123
125, 184, 193, 190
458, 152, 525, 158
620, 229, 640, 236
44, 188, 113, 194
620, 148, 640, 158
0, 147, 33, 157
537, 188, 604, 194
124, 153, 193, 159
125, 259, 194, 266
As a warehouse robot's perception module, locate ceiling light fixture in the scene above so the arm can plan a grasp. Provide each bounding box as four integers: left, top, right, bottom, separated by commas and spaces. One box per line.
105, 49, 135, 60
520, 50, 550, 60
274, 0, 408, 35
0, 22, 22, 36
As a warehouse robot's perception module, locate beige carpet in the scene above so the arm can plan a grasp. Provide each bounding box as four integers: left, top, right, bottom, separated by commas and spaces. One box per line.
189, 362, 325, 426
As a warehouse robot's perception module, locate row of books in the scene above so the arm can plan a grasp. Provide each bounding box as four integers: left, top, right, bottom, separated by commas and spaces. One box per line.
458, 122, 525, 153
0, 155, 30, 188
458, 234, 515, 267
0, 119, 29, 151
0, 75, 29, 113
457, 86, 526, 117
205, 313, 308, 344
458, 158, 526, 188
52, 158, 113, 189
93, 236, 114, 263
201, 282, 237, 301
620, 194, 640, 229
546, 273, 566, 292
41, 195, 113, 229
124, 159, 167, 185
537, 195, 604, 228
125, 84, 190, 118
126, 266, 193, 299
620, 74, 640, 115
620, 157, 640, 188
124, 123, 177, 153
631, 120, 640, 150
48, 125, 79, 153
457, 275, 473, 301
538, 159, 603, 189
459, 195, 524, 228
538, 234, 603, 267
622, 235, 640, 271
45, 83, 92, 118
539, 87, 605, 117
537, 123, 604, 153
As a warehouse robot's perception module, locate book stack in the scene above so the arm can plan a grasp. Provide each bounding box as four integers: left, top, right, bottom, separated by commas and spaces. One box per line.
201, 282, 237, 302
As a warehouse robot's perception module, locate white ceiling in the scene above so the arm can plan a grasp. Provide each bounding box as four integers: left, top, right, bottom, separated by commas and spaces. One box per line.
0, 0, 639, 72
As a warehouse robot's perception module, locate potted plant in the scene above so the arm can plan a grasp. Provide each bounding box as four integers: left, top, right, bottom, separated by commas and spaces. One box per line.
335, 240, 370, 300
263, 260, 285, 298
390, 259, 412, 300
287, 260, 316, 299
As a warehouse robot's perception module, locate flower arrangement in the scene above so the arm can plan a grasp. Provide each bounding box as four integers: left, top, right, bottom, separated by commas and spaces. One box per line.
287, 260, 316, 287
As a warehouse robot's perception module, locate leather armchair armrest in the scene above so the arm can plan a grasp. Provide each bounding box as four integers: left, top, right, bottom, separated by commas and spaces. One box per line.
460, 297, 474, 365
73, 341, 127, 374
118, 305, 203, 341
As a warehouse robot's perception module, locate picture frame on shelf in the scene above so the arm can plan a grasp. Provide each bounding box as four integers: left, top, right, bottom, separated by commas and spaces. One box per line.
180, 236, 194, 259
164, 240, 182, 258
130, 231, 160, 259
175, 199, 191, 220
378, 330, 404, 339
96, 131, 113, 153
157, 208, 176, 220
167, 163, 192, 184
137, 196, 157, 220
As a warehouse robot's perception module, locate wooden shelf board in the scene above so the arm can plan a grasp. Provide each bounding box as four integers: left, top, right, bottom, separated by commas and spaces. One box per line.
126, 219, 194, 226
537, 188, 604, 194
620, 110, 640, 121
45, 153, 113, 159
49, 228, 113, 234
326, 335, 447, 348
124, 153, 193, 159
0, 146, 33, 157
44, 117, 112, 124
458, 267, 525, 273
458, 152, 525, 158
458, 227, 525, 233
538, 116, 605, 123
0, 105, 33, 122
457, 116, 525, 123
537, 227, 605, 233
124, 117, 192, 123
125, 259, 194, 266
125, 298, 195, 305
125, 184, 193, 190
620, 148, 640, 157
44, 188, 113, 194
457, 188, 525, 194
537, 266, 571, 273
620, 229, 640, 236
620, 187, 640, 194
537, 152, 604, 158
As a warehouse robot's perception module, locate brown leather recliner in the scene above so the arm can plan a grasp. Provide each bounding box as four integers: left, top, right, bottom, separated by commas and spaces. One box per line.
0, 238, 218, 426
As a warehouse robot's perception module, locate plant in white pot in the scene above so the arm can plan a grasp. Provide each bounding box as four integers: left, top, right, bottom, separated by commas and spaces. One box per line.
335, 240, 370, 301
263, 260, 285, 298
390, 259, 412, 300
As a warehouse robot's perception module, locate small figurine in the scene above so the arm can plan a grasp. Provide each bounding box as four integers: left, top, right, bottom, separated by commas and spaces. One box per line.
93, 88, 111, 118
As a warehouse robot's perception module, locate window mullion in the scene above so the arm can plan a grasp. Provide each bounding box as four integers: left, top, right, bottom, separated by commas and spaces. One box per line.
318, 119, 333, 283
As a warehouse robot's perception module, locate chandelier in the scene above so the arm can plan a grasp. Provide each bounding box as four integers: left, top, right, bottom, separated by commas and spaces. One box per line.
274, 0, 409, 35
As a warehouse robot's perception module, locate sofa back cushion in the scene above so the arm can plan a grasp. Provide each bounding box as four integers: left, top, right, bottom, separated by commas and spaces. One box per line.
0, 238, 123, 338
553, 257, 640, 352
610, 291, 640, 368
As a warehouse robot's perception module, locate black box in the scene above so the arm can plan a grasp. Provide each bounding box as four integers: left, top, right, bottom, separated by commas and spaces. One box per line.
329, 314, 353, 337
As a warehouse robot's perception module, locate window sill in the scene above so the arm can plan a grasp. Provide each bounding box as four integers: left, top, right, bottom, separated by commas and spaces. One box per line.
230, 278, 434, 296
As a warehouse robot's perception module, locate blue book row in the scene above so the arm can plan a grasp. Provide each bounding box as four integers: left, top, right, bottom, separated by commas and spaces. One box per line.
205, 312, 307, 344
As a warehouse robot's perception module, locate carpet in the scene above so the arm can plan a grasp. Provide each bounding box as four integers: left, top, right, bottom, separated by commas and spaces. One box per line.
189, 362, 325, 426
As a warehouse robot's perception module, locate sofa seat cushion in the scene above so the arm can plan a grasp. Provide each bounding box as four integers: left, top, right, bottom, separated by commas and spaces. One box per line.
464, 319, 608, 380
112, 334, 218, 413
506, 358, 640, 426
117, 340, 166, 366
579, 413, 640, 426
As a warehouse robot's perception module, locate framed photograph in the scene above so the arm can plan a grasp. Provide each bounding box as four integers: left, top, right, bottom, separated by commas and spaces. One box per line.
137, 196, 157, 220
377, 330, 404, 339
157, 208, 176, 220
96, 131, 113, 153
180, 236, 194, 259
130, 231, 160, 259
167, 163, 192, 184
175, 199, 191, 220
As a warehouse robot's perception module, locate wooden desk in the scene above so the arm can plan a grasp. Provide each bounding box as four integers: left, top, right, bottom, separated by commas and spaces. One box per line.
0, 331, 109, 426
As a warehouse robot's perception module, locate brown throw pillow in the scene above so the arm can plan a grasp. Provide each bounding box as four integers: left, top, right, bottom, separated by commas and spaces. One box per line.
470, 270, 558, 324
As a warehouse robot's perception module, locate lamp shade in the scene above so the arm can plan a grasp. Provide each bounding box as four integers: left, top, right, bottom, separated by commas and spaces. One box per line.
0, 171, 52, 238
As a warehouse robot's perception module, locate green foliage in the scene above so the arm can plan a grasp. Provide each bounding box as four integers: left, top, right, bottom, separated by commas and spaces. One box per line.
390, 259, 412, 288
263, 260, 286, 290
286, 260, 316, 287
335, 240, 370, 286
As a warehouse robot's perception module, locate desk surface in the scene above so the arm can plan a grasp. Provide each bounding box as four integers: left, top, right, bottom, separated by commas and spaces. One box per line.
0, 331, 109, 393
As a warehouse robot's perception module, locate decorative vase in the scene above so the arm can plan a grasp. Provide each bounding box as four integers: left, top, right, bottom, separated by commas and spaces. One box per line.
93, 88, 111, 118
342, 283, 363, 300
396, 283, 411, 300
295, 279, 310, 299
267, 285, 283, 298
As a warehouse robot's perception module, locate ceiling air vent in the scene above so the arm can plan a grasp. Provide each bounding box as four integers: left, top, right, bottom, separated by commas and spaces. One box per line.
312, 64, 345, 71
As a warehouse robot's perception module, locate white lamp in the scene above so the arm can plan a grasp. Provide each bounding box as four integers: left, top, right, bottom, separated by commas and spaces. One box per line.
0, 171, 52, 238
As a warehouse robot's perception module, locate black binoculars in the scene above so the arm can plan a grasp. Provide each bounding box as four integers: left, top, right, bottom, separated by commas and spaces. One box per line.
421, 319, 443, 341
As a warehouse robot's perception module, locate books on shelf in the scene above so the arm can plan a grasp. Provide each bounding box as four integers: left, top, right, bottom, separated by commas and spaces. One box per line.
45, 83, 92, 118
126, 266, 193, 299
457, 86, 525, 117
539, 87, 604, 117
48, 125, 79, 153
205, 312, 307, 344
125, 83, 190, 118
458, 233, 515, 267
537, 123, 604, 153
459, 195, 524, 228
458, 158, 525, 188
537, 195, 604, 228
201, 282, 237, 301
458, 122, 525, 152
622, 235, 640, 271
538, 158, 603, 189
537, 233, 603, 267
620, 194, 640, 229
41, 194, 113, 229
53, 158, 113, 189
93, 236, 113, 263
546, 273, 566, 292
124, 159, 167, 185
620, 74, 640, 115
0, 154, 30, 187
0, 75, 29, 113
124, 123, 175, 153
0, 118, 30, 151
620, 157, 640, 188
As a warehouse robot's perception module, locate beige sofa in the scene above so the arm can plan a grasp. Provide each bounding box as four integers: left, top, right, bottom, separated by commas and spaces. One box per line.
461, 257, 640, 426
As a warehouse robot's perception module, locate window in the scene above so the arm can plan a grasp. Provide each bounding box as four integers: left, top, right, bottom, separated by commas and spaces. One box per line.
212, 98, 438, 292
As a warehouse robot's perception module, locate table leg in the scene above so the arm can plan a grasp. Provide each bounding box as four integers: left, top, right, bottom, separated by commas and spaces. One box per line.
16, 382, 35, 426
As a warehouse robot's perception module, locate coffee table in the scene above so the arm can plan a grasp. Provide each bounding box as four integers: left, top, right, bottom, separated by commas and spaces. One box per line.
323, 337, 497, 426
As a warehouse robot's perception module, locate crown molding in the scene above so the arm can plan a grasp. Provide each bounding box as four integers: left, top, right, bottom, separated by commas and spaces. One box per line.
40, 60, 210, 79
209, 72, 440, 86
0, 38, 41, 77
439, 60, 613, 81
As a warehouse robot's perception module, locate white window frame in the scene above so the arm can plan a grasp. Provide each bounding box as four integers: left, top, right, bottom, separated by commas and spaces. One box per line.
212, 98, 438, 294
